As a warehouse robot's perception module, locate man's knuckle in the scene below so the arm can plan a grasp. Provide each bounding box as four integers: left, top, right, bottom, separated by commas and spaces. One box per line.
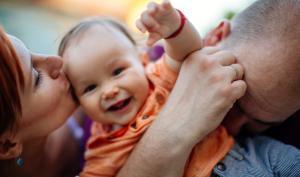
210, 72, 223, 83
219, 85, 232, 97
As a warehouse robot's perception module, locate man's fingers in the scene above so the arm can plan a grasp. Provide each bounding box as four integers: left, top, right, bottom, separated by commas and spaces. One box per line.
231, 80, 247, 100
212, 50, 236, 66
222, 64, 244, 85
230, 64, 244, 81
201, 46, 220, 55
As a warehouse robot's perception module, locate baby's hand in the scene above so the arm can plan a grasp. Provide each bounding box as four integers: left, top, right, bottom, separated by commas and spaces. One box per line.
136, 0, 181, 46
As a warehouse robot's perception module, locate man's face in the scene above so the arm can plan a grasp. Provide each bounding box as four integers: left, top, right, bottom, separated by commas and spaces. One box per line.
222, 40, 300, 135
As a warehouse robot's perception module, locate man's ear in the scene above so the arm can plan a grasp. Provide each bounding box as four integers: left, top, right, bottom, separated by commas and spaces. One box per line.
203, 20, 231, 46
0, 133, 22, 160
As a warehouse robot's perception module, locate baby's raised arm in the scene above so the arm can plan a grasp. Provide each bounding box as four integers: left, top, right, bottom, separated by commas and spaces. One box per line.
136, 0, 202, 71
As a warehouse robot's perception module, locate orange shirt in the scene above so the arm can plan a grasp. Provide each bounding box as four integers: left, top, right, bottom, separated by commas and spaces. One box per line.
80, 55, 234, 177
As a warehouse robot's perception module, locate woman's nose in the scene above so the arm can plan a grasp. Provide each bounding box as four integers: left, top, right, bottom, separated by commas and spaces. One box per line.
33, 54, 63, 79
46, 56, 63, 78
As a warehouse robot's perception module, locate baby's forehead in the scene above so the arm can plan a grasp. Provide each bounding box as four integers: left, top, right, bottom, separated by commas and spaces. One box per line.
83, 23, 135, 46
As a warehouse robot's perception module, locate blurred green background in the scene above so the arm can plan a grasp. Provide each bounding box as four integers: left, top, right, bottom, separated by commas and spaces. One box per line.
0, 0, 255, 54
0, 1, 76, 54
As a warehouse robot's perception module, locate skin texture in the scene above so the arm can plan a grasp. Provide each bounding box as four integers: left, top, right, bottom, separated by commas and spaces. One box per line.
117, 1, 300, 176
63, 0, 202, 126
117, 46, 247, 177
4, 37, 76, 152
208, 22, 300, 135
0, 36, 78, 177
0, 18, 246, 177
0, 6, 245, 176
136, 0, 182, 46
2, 1, 299, 176
63, 25, 149, 125
61, 2, 246, 176
137, 0, 202, 63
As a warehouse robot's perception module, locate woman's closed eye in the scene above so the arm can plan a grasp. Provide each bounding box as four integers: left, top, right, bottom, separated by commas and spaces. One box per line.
83, 84, 96, 94
34, 69, 43, 88
112, 67, 125, 76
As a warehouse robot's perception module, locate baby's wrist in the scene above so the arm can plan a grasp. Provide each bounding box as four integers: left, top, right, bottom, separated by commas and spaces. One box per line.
165, 9, 186, 39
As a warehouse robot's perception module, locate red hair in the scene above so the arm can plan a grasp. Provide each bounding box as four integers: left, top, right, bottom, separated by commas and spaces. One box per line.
0, 27, 25, 135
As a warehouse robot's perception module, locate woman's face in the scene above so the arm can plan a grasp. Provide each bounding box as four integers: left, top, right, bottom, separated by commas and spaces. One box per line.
10, 37, 76, 141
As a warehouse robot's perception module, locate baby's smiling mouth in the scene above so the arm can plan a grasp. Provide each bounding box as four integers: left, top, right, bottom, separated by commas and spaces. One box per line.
107, 97, 132, 112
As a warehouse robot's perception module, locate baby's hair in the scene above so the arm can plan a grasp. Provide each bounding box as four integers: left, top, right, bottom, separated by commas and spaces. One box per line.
58, 17, 136, 56
226, 0, 300, 46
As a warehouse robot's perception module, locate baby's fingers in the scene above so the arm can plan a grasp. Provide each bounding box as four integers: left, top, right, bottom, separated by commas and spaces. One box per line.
162, 0, 173, 11
141, 12, 160, 31
136, 19, 147, 33
147, 33, 161, 46
147, 2, 159, 15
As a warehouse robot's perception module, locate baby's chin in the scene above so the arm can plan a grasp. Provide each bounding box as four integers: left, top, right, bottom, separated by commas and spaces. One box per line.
115, 110, 138, 125
97, 111, 136, 126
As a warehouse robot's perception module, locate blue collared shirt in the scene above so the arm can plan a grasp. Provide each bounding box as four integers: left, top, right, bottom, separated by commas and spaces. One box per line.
212, 136, 300, 177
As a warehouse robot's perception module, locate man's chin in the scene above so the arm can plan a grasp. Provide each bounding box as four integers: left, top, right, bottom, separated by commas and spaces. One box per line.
222, 119, 271, 136
222, 122, 241, 136
243, 122, 271, 134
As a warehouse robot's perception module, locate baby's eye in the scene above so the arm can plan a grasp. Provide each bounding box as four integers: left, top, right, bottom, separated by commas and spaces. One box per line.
112, 67, 125, 76
83, 84, 96, 94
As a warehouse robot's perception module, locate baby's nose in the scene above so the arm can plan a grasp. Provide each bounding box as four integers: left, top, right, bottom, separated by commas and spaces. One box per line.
102, 87, 119, 100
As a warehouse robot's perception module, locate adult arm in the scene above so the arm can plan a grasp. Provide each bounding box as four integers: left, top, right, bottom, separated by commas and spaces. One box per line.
117, 47, 247, 177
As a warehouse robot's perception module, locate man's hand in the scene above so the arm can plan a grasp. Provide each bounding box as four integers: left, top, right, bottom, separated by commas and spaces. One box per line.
136, 0, 181, 46
162, 47, 247, 146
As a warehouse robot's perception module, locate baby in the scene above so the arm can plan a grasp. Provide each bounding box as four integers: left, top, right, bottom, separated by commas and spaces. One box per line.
59, 1, 243, 177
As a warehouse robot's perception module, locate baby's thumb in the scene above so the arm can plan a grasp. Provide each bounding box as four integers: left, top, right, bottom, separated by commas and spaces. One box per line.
147, 33, 161, 46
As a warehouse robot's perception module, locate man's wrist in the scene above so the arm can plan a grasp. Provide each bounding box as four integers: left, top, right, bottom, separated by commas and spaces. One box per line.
144, 123, 194, 161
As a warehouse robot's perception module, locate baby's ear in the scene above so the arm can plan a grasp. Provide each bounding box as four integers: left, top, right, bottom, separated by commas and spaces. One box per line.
0, 132, 23, 160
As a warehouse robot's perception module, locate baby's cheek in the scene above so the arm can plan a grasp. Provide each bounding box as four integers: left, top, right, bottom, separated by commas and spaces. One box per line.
80, 97, 99, 117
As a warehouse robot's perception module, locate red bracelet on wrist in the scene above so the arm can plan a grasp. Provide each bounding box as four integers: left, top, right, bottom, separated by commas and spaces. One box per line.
165, 9, 186, 39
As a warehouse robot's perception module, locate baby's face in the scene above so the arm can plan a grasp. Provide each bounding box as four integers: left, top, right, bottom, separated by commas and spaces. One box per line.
63, 25, 149, 125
